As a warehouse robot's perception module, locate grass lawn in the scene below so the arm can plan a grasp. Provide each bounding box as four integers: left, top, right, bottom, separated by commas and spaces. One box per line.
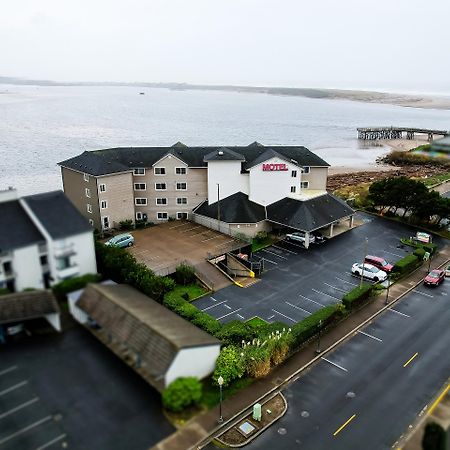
251, 236, 276, 252
164, 283, 209, 303
420, 171, 450, 187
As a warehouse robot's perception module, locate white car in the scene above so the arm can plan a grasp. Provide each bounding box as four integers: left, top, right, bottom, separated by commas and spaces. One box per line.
286, 232, 316, 244
351, 263, 387, 282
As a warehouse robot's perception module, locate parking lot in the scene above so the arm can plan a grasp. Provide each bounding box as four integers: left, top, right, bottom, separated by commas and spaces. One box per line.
0, 327, 174, 450
193, 212, 445, 324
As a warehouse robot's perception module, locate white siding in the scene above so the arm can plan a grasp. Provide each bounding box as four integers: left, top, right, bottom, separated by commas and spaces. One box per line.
165, 345, 221, 387
207, 161, 248, 205
13, 245, 44, 291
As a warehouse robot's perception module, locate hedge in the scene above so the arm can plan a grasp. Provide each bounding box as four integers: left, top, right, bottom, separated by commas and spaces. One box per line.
162, 377, 202, 412
52, 273, 102, 301
423, 243, 437, 256
342, 284, 374, 310
393, 254, 420, 274
413, 247, 426, 259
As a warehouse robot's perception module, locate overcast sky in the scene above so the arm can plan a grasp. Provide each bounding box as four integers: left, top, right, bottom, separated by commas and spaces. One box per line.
2, 0, 450, 92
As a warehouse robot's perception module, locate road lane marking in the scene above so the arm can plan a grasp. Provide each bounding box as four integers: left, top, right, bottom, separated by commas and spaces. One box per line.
285, 301, 312, 316
413, 290, 434, 298
333, 414, 356, 436
0, 381, 28, 396
298, 293, 325, 307
217, 308, 242, 320
321, 357, 348, 372
428, 384, 450, 415
271, 309, 296, 323
201, 300, 227, 311
0, 415, 53, 445
323, 282, 347, 293
388, 308, 411, 318
272, 244, 297, 255
0, 397, 39, 419
0, 366, 18, 377
36, 434, 67, 450
261, 249, 288, 259
357, 330, 383, 342
403, 352, 419, 368
312, 288, 341, 301
335, 277, 358, 287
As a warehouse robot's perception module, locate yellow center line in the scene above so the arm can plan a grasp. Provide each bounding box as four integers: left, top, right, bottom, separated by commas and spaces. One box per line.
428, 383, 450, 415
333, 414, 356, 436
403, 352, 419, 368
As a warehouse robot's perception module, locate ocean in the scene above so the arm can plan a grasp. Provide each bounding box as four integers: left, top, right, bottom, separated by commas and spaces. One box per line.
1, 84, 450, 196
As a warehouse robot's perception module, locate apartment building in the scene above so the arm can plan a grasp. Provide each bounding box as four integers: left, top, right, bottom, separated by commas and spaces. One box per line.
0, 188, 97, 292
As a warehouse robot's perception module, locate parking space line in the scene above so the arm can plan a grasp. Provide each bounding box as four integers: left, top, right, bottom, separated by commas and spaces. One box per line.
36, 434, 67, 450
217, 308, 242, 320
224, 304, 232, 310
201, 300, 227, 311
321, 357, 348, 372
267, 315, 275, 320
182, 226, 202, 233
236, 314, 245, 320
383, 250, 403, 258
256, 256, 278, 265
0, 366, 18, 377
271, 309, 296, 323
0, 380, 28, 396
358, 330, 383, 342
335, 277, 358, 287
312, 288, 341, 301
202, 235, 221, 242
388, 308, 411, 318
298, 293, 325, 307
210, 297, 217, 302
285, 301, 311, 316
0, 397, 39, 419
272, 245, 297, 255
169, 223, 189, 229
282, 240, 305, 249
413, 289, 434, 298
261, 249, 288, 259
323, 282, 347, 293
0, 415, 53, 445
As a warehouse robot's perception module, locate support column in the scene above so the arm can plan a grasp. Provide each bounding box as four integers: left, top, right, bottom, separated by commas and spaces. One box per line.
304, 232, 310, 249
349, 216, 354, 228
329, 224, 334, 238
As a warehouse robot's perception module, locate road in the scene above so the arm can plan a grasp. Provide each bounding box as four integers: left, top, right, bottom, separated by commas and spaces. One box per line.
242, 275, 450, 449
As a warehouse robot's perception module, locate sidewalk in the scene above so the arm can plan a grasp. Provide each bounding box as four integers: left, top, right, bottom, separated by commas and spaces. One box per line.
151, 245, 450, 450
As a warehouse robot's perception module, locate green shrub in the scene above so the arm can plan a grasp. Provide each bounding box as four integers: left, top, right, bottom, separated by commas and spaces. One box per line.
342, 284, 374, 310
413, 247, 426, 259
423, 243, 437, 255
181, 292, 190, 301
393, 254, 420, 274
174, 263, 196, 286
254, 231, 268, 243
213, 346, 245, 386
162, 377, 202, 412
135, 220, 146, 229
52, 273, 102, 301
119, 219, 134, 231
244, 345, 271, 378
422, 422, 447, 450
216, 320, 257, 346
191, 312, 222, 335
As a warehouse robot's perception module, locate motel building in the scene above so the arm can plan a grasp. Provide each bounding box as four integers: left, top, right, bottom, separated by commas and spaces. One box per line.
58, 142, 355, 247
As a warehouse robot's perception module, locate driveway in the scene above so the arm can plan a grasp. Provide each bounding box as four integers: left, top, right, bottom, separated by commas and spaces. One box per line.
193, 212, 444, 324
0, 327, 174, 450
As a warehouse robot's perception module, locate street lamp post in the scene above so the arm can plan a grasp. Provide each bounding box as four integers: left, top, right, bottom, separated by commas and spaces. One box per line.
315, 319, 322, 354
360, 237, 368, 288
385, 274, 391, 305
217, 183, 221, 233
217, 376, 224, 423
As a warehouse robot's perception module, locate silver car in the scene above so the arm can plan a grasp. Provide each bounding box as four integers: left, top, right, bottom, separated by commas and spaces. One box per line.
105, 233, 134, 248
351, 263, 387, 282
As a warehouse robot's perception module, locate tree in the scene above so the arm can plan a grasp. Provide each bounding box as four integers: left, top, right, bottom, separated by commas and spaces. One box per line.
422, 422, 447, 450
174, 263, 196, 286
162, 377, 202, 412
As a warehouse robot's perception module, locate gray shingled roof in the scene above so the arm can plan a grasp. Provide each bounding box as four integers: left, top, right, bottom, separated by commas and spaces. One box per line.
204, 147, 246, 162
23, 191, 92, 240
58, 142, 329, 176
0, 290, 60, 324
76, 284, 220, 391
193, 192, 266, 224
0, 200, 45, 252
267, 193, 354, 232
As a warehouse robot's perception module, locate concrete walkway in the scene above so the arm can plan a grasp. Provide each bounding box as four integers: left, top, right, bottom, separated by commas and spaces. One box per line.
151, 245, 450, 450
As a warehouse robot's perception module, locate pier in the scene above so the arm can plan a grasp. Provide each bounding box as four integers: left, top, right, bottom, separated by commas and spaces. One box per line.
357, 127, 449, 141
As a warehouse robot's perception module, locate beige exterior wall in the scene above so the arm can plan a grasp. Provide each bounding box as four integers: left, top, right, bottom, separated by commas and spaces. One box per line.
61, 167, 100, 229
229, 221, 271, 238
302, 167, 328, 190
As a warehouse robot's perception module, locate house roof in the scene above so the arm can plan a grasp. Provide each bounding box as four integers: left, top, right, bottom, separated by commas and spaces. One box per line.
204, 147, 246, 162
0, 200, 45, 252
0, 290, 60, 324
58, 143, 329, 176
23, 191, 92, 240
193, 192, 266, 223
267, 193, 354, 232
76, 284, 220, 391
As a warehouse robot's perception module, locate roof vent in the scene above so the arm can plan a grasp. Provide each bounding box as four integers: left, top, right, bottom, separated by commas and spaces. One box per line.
218, 150, 224, 156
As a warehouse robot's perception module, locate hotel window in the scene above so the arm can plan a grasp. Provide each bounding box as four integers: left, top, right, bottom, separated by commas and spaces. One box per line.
134, 168, 145, 176
156, 198, 168, 205
99, 183, 106, 193
154, 167, 166, 175
87, 204, 92, 213
136, 212, 143, 220
134, 183, 147, 191
290, 186, 296, 193
300, 181, 309, 189
135, 198, 148, 206
302, 166, 310, 174
102, 216, 110, 229
291, 170, 297, 178
100, 200, 108, 209
85, 188, 91, 198
84, 173, 89, 182
176, 197, 188, 205
157, 212, 168, 220
176, 182, 187, 191
155, 182, 167, 190
177, 212, 188, 220
175, 167, 187, 175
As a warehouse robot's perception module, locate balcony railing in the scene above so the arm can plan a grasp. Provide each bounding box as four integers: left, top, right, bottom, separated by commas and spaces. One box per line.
53, 243, 76, 258
56, 264, 80, 280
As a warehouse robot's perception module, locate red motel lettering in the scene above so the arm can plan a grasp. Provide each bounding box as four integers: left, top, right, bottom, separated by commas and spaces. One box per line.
262, 163, 288, 171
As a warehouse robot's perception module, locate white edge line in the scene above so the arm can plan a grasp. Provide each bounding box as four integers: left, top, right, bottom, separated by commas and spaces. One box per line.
357, 330, 383, 343
321, 357, 348, 372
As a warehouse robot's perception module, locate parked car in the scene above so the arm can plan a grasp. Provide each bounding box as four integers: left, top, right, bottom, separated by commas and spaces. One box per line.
364, 255, 394, 273
105, 233, 134, 248
286, 231, 316, 244
446, 265, 450, 277
423, 269, 445, 287
351, 263, 388, 282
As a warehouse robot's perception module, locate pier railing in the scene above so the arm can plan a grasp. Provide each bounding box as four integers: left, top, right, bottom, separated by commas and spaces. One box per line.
357, 127, 448, 141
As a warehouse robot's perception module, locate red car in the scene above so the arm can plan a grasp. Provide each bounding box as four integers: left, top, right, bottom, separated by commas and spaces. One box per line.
423, 269, 445, 287
364, 255, 394, 273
